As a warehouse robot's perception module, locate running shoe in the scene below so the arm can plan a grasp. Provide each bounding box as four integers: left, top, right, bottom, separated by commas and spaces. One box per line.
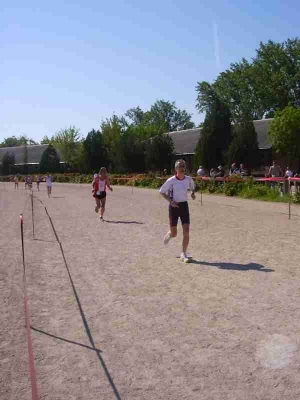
180, 253, 190, 263
163, 232, 172, 245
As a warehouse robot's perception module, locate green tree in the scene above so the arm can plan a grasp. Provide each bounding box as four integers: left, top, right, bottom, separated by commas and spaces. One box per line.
41, 136, 52, 144
0, 136, 19, 147
125, 100, 195, 134
194, 89, 232, 169
52, 126, 81, 169
119, 129, 146, 172
268, 105, 300, 162
227, 115, 260, 169
39, 144, 61, 173
0, 135, 38, 147
253, 39, 300, 115
2, 152, 15, 175
23, 143, 28, 174
148, 100, 195, 132
125, 107, 145, 126
196, 38, 300, 121
100, 115, 125, 172
145, 134, 174, 171
83, 129, 109, 173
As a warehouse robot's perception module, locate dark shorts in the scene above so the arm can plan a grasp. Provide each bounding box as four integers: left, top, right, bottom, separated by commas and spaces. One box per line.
95, 191, 106, 200
169, 201, 190, 227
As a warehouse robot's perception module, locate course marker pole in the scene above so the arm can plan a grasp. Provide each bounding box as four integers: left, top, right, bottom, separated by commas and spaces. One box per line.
20, 214, 39, 400
31, 192, 35, 238
288, 178, 291, 220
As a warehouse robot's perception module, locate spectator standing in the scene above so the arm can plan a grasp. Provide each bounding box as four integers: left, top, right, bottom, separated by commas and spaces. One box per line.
240, 163, 248, 177
210, 168, 217, 178
197, 166, 205, 177
268, 160, 283, 193
229, 163, 240, 176
268, 161, 283, 177
215, 165, 225, 178
285, 167, 293, 178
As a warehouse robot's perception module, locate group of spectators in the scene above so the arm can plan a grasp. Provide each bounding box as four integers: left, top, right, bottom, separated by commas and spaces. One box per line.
196, 163, 248, 178
196, 161, 299, 179
267, 160, 297, 178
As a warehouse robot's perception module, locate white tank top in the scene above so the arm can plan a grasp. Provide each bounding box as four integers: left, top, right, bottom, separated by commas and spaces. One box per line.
96, 178, 107, 194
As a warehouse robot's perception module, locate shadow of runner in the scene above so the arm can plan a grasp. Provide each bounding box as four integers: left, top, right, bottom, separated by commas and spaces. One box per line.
190, 260, 274, 272
104, 220, 144, 224
43, 206, 122, 400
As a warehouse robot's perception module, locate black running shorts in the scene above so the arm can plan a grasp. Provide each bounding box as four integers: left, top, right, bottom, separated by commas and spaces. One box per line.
95, 191, 106, 200
169, 201, 190, 226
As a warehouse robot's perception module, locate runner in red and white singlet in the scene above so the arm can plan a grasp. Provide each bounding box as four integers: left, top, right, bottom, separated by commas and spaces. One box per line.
92, 167, 113, 221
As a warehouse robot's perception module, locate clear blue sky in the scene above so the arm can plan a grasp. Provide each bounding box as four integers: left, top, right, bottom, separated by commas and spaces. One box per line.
1, 0, 299, 143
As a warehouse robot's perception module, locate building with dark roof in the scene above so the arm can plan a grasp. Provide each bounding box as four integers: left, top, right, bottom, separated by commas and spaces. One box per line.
167, 118, 275, 171
0, 144, 65, 173
168, 119, 273, 155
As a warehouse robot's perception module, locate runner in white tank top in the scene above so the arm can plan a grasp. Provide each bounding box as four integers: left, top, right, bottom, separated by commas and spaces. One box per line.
159, 159, 196, 263
45, 175, 52, 198
92, 167, 113, 221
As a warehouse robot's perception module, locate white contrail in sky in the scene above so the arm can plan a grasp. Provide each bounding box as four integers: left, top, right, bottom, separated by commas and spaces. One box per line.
213, 22, 221, 72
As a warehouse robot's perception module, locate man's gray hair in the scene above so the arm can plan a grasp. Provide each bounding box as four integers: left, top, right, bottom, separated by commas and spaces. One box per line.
175, 159, 186, 169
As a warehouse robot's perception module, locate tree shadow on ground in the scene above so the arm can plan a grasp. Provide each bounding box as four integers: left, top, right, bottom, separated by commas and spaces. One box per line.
104, 220, 144, 224
190, 260, 274, 272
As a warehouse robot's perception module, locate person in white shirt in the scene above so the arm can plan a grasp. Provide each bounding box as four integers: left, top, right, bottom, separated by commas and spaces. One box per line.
45, 175, 52, 198
159, 159, 196, 263
285, 167, 293, 178
36, 175, 41, 191
197, 166, 205, 177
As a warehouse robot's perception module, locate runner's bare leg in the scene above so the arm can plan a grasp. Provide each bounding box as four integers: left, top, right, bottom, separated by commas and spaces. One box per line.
182, 224, 190, 254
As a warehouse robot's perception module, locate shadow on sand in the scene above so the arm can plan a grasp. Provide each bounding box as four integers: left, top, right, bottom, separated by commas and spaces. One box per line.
104, 220, 144, 225
189, 260, 274, 272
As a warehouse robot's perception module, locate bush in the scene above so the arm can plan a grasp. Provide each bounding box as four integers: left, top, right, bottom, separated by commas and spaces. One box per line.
292, 190, 300, 204
224, 182, 240, 196
208, 180, 217, 193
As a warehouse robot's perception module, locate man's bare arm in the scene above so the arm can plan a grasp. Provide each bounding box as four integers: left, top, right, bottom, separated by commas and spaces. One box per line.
160, 192, 179, 207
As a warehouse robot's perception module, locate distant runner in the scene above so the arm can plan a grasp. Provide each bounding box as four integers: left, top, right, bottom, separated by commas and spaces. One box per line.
27, 176, 32, 191
92, 167, 113, 221
159, 159, 196, 263
36, 175, 41, 191
45, 174, 52, 198
14, 175, 19, 190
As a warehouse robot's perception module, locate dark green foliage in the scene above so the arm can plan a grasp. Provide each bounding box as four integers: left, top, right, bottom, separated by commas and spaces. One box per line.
83, 129, 109, 173
145, 134, 174, 171
2, 152, 15, 175
227, 116, 260, 169
196, 38, 300, 121
39, 144, 61, 173
194, 90, 232, 169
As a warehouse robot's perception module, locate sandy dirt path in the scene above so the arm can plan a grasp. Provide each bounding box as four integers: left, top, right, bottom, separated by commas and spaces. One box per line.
1, 182, 300, 400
